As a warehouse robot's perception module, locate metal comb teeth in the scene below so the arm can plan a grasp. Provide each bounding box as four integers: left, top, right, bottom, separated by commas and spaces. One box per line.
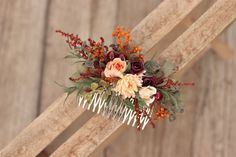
77, 92, 152, 130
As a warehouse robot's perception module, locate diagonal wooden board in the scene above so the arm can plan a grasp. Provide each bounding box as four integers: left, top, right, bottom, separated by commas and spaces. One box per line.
49, 0, 236, 156
0, 0, 205, 157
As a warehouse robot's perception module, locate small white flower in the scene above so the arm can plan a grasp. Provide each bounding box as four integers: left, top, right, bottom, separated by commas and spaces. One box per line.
139, 86, 157, 106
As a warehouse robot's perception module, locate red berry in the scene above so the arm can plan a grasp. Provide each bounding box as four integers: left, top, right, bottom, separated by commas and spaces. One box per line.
84, 88, 92, 93
155, 91, 163, 101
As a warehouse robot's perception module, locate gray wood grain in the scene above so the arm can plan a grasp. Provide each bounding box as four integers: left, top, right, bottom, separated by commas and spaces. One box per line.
0, 0, 47, 149
225, 23, 236, 157
39, 0, 92, 113
0, 0, 236, 157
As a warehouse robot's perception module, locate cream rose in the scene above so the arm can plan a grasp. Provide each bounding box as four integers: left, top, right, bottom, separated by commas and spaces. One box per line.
113, 74, 142, 99
104, 58, 127, 78
139, 86, 157, 106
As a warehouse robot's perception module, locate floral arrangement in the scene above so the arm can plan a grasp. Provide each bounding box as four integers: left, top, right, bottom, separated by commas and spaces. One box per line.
56, 26, 189, 130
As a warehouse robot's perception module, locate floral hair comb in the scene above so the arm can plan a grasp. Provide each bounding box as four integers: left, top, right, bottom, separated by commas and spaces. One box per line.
56, 26, 192, 130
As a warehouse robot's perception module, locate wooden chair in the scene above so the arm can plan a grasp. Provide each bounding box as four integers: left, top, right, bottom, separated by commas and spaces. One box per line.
1, 0, 236, 156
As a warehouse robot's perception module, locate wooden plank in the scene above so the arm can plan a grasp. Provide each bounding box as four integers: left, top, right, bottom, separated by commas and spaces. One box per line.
130, 0, 203, 52
211, 37, 233, 60
156, 0, 236, 68
49, 0, 236, 157
0, 93, 85, 157
0, 0, 47, 149
184, 18, 233, 61
145, 0, 233, 62
174, 47, 208, 79
50, 115, 126, 157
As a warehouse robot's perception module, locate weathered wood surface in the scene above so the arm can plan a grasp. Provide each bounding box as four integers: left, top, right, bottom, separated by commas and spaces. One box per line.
131, 0, 203, 52
156, 0, 236, 68
1, 0, 203, 156
0, 0, 236, 157
39, 0, 92, 112
0, 93, 87, 157
0, 0, 47, 149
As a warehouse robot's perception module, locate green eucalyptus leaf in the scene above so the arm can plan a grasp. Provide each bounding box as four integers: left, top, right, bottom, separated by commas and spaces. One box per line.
125, 62, 131, 73
135, 93, 147, 108
137, 97, 147, 108
85, 60, 94, 67
169, 93, 183, 113
144, 60, 161, 75
64, 54, 77, 59
158, 88, 170, 104
156, 79, 168, 87
64, 86, 76, 95
161, 61, 177, 76
123, 98, 134, 110
65, 51, 81, 59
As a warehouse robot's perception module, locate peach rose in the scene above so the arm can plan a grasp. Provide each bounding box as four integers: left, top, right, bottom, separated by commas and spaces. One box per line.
104, 58, 127, 78
113, 74, 142, 99
139, 86, 157, 106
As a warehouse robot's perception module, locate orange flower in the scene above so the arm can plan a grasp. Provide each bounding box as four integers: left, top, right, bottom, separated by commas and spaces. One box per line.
104, 58, 127, 78
156, 107, 170, 119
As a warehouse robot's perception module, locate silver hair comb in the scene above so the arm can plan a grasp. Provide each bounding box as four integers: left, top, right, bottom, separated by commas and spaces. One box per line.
76, 93, 152, 130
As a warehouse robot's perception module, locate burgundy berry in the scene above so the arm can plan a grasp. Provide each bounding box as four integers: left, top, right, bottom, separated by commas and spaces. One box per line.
119, 54, 126, 60
155, 91, 163, 101
114, 52, 120, 58
93, 60, 100, 68
106, 51, 115, 61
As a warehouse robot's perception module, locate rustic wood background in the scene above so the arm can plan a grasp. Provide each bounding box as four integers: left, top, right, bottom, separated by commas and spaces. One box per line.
1, 0, 236, 156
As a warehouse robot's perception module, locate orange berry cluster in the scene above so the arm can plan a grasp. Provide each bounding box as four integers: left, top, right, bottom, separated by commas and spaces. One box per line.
112, 26, 131, 49
133, 47, 142, 53
156, 107, 170, 119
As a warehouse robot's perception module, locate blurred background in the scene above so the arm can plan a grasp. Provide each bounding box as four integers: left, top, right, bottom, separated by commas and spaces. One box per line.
1, 0, 236, 157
